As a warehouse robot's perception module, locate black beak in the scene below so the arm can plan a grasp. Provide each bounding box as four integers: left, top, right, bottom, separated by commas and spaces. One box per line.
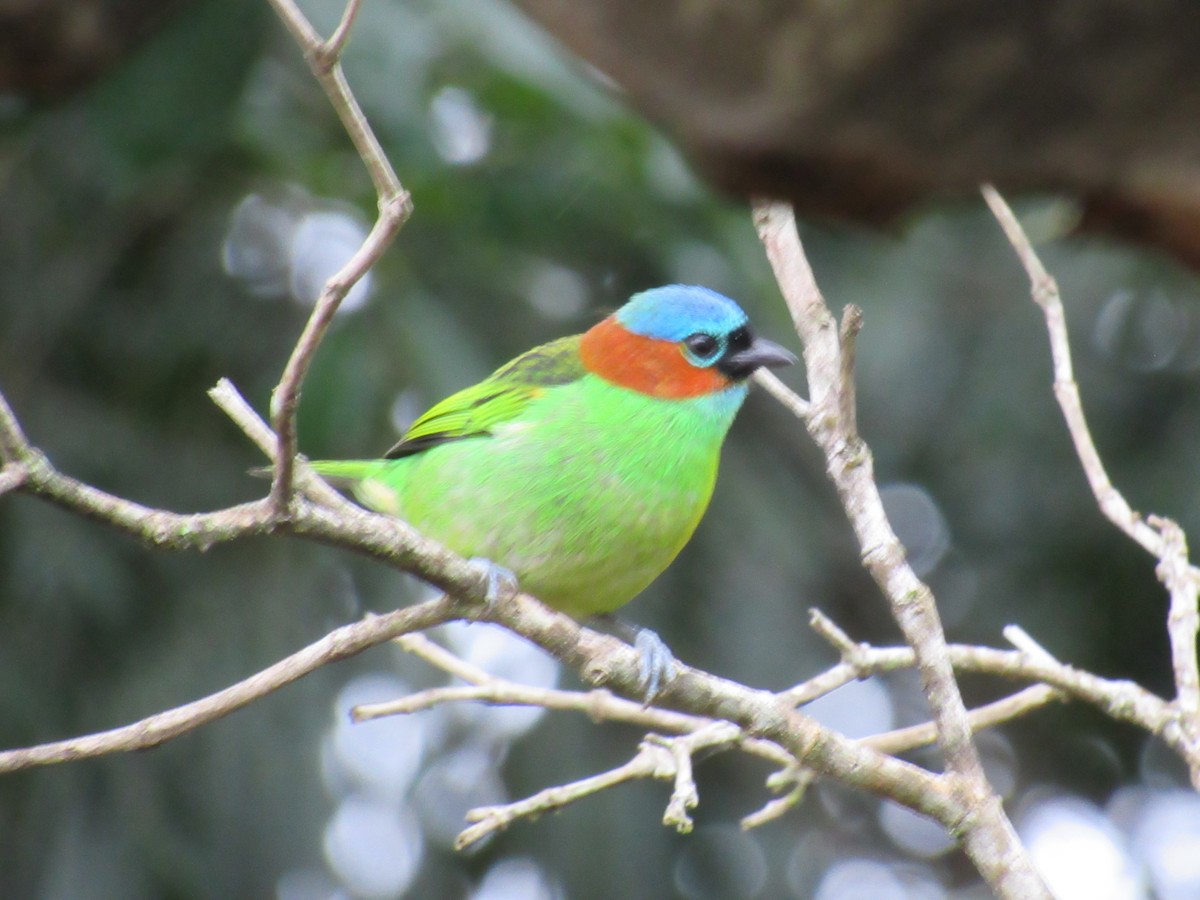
718, 336, 798, 380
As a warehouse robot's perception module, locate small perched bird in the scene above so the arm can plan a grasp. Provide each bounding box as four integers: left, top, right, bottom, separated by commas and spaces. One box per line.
312, 284, 795, 693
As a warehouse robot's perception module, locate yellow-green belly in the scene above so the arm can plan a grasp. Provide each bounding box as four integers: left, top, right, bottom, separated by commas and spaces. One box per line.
355, 377, 740, 617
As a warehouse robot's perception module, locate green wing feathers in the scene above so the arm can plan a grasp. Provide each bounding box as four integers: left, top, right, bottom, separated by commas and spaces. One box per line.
384, 334, 585, 458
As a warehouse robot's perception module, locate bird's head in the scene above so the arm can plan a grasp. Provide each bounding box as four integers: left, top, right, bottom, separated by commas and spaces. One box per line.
579, 285, 797, 397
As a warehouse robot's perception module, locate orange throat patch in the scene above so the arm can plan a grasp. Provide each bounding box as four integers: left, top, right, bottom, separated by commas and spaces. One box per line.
579, 316, 730, 398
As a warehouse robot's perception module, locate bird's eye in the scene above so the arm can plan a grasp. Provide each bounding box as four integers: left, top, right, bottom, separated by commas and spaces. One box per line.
684, 333, 720, 361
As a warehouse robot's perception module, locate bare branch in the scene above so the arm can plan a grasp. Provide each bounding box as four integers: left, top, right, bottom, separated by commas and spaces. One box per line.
868, 685, 1063, 757
457, 750, 663, 850
386, 628, 1060, 834
741, 775, 812, 829
753, 201, 1050, 898
264, 0, 400, 204
474, 596, 955, 823
981, 185, 1163, 557
652, 723, 744, 832
983, 184, 1200, 785
367, 633, 797, 770
776, 609, 881, 707
1154, 516, 1200, 723
838, 303, 863, 438
208, 378, 280, 461
798, 612, 1176, 748
393, 631, 503, 685
354, 679, 708, 736
269, 204, 409, 511
0, 600, 458, 774
808, 606, 870, 666
744, 684, 1058, 830
28, 462, 277, 551
457, 720, 745, 849
262, 0, 413, 512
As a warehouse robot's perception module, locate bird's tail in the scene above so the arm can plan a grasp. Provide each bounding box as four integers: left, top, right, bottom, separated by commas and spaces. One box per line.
305, 459, 382, 486
249, 459, 380, 487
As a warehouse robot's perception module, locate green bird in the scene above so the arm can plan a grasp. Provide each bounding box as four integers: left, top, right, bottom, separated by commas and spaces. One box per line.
312, 284, 795, 692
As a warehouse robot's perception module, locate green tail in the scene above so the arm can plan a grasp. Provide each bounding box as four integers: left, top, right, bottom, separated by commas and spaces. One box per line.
307, 459, 383, 486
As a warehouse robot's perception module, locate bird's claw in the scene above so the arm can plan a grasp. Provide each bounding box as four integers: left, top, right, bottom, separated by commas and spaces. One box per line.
635, 627, 679, 704
466, 557, 518, 606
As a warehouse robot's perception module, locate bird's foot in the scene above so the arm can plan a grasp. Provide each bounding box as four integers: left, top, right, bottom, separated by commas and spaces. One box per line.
466, 557, 519, 608
634, 627, 679, 704
590, 615, 680, 702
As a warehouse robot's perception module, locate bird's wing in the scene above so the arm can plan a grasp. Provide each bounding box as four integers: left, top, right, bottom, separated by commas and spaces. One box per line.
384, 334, 586, 459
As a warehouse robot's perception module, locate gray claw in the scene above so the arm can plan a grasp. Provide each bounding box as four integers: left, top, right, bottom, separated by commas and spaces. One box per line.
467, 557, 518, 604
635, 627, 679, 703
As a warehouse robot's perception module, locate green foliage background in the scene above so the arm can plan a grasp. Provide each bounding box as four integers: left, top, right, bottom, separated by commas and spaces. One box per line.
2, 1, 1199, 897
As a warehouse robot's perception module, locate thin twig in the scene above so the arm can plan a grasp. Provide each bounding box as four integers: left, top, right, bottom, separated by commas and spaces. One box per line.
776, 609, 877, 706
268, 206, 409, 511
375, 634, 792, 765
208, 378, 360, 514
354, 680, 708, 735
394, 631, 502, 685
262, 0, 413, 513
457, 752, 661, 850
809, 607, 868, 663
381, 629, 1057, 832
983, 184, 1200, 784
317, 0, 362, 67
457, 720, 744, 849
265, 0, 398, 202
653, 723, 743, 831
752, 368, 811, 418
744, 684, 1059, 830
1153, 516, 1200, 724
868, 685, 1063, 756
0, 388, 32, 462
981, 185, 1163, 556
838, 304, 863, 438
1002, 624, 1060, 665
0, 462, 26, 496
800, 610, 1177, 746
0, 601, 457, 773
741, 776, 811, 829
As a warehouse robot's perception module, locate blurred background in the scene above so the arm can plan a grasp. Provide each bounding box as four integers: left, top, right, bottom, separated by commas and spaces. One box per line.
3, 1, 1200, 897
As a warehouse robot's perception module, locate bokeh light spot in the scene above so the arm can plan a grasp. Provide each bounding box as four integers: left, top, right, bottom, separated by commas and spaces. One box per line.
803, 676, 895, 741
879, 483, 950, 577
878, 801, 955, 859
1020, 795, 1143, 900
472, 857, 563, 900
325, 674, 428, 799
322, 795, 423, 899
429, 86, 493, 165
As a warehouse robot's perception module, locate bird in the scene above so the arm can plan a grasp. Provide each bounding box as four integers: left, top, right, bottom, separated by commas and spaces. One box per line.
310, 284, 796, 696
